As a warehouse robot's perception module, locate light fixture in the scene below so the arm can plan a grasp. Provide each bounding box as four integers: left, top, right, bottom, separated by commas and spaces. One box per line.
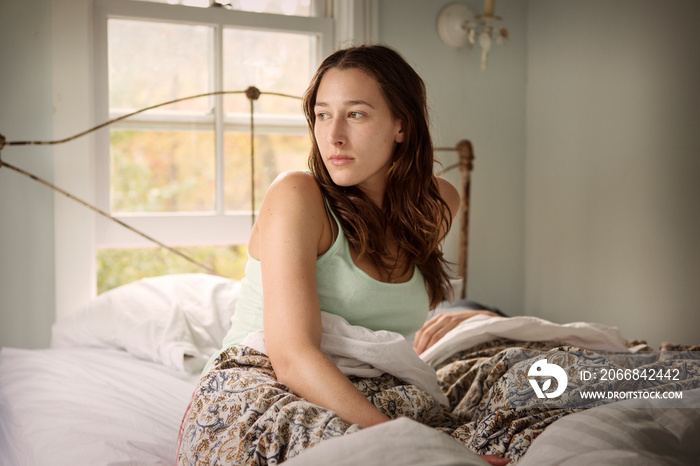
437, 1, 508, 71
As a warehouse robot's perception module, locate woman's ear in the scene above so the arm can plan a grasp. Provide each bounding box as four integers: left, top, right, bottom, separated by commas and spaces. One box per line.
395, 122, 405, 143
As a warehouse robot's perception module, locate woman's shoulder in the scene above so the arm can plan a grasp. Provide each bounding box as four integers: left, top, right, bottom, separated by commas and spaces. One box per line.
261, 170, 327, 223
266, 170, 323, 201
269, 170, 319, 189
436, 177, 460, 220
249, 170, 330, 259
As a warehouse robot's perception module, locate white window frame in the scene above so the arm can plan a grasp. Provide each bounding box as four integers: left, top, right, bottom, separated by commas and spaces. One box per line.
93, 0, 333, 249
51, 0, 375, 319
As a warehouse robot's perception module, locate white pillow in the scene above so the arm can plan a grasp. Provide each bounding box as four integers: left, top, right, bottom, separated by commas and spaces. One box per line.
51, 274, 240, 373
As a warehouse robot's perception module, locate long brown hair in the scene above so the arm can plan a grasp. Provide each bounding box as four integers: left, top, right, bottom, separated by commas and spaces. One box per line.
302, 45, 453, 308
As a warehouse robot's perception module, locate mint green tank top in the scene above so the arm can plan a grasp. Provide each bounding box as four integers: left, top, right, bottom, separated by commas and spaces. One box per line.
220, 200, 430, 351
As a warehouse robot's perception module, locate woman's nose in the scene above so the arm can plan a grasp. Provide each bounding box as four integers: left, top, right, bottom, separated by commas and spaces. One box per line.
327, 119, 346, 146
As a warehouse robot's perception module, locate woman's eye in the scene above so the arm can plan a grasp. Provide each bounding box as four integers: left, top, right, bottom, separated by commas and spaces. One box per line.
348, 111, 364, 119
316, 112, 329, 120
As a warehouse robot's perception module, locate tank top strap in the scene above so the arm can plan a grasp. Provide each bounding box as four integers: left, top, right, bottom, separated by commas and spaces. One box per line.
323, 196, 341, 245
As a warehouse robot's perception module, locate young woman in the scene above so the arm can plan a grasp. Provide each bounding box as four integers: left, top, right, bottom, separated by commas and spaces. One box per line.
255, 44, 460, 429
180, 44, 507, 465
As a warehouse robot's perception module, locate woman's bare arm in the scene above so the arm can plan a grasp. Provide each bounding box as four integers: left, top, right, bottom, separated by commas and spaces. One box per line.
256, 171, 390, 428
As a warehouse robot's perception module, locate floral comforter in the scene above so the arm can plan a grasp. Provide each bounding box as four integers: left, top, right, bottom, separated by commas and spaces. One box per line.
178, 333, 700, 465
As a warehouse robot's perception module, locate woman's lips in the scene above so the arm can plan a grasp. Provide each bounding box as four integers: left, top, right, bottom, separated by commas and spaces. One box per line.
329, 155, 354, 166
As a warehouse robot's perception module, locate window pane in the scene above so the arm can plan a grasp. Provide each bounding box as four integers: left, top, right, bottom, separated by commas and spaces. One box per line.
96, 244, 248, 294
111, 129, 216, 213
109, 19, 211, 111
232, 0, 312, 16
224, 132, 310, 211
131, 0, 314, 16
223, 28, 313, 114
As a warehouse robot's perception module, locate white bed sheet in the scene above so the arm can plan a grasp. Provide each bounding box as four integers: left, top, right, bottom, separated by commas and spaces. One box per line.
0, 347, 199, 466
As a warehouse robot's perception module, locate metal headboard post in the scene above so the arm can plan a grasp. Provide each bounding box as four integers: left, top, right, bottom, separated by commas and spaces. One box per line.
245, 86, 261, 228
437, 139, 474, 300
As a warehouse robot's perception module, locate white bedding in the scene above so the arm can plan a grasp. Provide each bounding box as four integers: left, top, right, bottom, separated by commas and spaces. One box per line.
283, 417, 490, 466
51, 273, 241, 374
0, 346, 199, 466
518, 387, 700, 466
3, 347, 697, 466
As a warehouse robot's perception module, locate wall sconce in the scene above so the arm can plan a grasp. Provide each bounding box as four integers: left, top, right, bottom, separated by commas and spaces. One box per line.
437, 1, 508, 71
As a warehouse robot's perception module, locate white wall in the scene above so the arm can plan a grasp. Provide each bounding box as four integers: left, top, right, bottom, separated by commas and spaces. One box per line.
379, 0, 528, 315
380, 0, 700, 347
0, 0, 55, 349
525, 0, 700, 347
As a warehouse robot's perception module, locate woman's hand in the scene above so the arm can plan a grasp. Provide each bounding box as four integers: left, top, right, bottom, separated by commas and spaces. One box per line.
413, 310, 499, 354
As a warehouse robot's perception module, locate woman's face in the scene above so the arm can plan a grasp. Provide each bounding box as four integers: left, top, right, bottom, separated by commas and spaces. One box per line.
313, 67, 404, 205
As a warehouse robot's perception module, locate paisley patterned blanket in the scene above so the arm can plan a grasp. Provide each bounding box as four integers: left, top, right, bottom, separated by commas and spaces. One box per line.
178, 339, 700, 465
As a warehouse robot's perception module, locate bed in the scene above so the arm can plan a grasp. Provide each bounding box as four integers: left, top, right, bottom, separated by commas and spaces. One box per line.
1, 89, 699, 466
1, 273, 698, 465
